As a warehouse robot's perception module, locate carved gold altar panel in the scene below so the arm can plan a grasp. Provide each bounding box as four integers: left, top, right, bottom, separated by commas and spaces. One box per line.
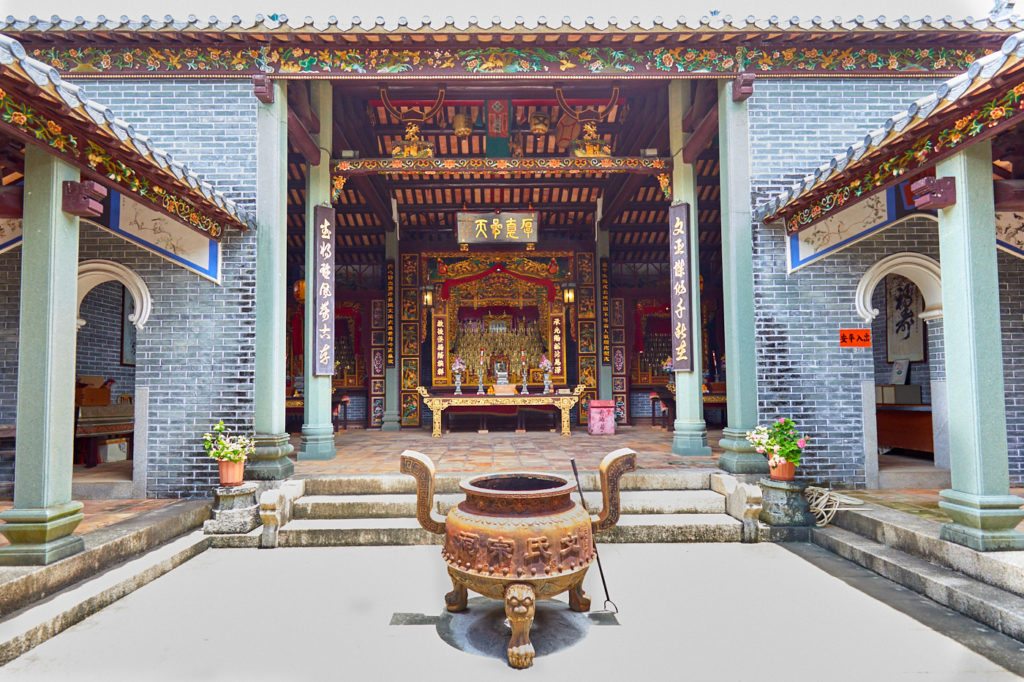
424, 252, 574, 388
416, 385, 585, 438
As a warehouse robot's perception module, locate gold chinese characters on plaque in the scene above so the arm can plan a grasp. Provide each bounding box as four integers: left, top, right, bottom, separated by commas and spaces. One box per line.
668, 203, 693, 372
456, 212, 539, 245
313, 205, 335, 376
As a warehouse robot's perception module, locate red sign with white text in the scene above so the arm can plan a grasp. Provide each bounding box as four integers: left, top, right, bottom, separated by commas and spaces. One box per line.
839, 329, 871, 347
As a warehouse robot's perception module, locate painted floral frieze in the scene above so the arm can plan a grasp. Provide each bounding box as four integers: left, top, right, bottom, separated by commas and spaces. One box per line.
28, 44, 989, 77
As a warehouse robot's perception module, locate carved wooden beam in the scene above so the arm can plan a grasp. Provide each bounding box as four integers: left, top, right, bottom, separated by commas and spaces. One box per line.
910, 176, 956, 210
682, 103, 719, 164
679, 81, 716, 134
288, 81, 320, 135
995, 179, 1024, 210
62, 180, 107, 217
288, 109, 322, 167
253, 75, 274, 104
0, 185, 22, 219
732, 73, 755, 102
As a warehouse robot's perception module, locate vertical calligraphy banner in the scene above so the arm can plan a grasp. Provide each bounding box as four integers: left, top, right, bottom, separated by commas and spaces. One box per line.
313, 205, 335, 376
600, 258, 611, 364
385, 261, 396, 367
669, 203, 693, 372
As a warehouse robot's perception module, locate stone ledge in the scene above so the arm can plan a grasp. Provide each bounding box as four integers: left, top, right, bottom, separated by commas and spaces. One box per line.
831, 505, 1024, 599
813, 524, 1024, 642
0, 500, 211, 616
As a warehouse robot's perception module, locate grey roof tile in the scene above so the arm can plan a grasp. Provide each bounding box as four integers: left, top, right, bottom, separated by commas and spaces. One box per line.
756, 28, 1024, 222
0, 32, 253, 230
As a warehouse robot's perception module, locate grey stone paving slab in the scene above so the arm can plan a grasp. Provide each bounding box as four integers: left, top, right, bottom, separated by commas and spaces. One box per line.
0, 544, 1020, 681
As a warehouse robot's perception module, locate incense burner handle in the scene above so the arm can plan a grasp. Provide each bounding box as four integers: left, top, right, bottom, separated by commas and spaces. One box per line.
592, 448, 637, 533
399, 450, 446, 535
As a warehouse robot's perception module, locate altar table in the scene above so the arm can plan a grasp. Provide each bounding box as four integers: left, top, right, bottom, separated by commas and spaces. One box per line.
416, 385, 585, 438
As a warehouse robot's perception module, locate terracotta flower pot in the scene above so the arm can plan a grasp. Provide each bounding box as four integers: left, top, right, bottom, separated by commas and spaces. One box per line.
769, 460, 796, 481
218, 459, 245, 487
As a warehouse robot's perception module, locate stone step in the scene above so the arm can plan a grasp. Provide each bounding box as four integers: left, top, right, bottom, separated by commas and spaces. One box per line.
276, 513, 742, 547
0, 530, 210, 665
812, 525, 1024, 642
299, 468, 714, 496
292, 489, 726, 520
830, 506, 1024, 600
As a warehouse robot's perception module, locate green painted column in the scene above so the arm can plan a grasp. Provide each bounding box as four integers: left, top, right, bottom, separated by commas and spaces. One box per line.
0, 147, 85, 565
299, 81, 336, 460
934, 139, 1024, 551
596, 228, 612, 401
381, 231, 401, 431
250, 79, 295, 479
715, 81, 767, 474
668, 80, 710, 456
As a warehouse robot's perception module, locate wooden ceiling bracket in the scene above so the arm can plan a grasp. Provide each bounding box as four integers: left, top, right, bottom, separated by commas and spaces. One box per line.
253, 75, 274, 104
732, 73, 755, 102
62, 180, 107, 218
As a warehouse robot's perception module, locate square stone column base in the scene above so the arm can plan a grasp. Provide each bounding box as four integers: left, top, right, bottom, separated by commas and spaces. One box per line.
938, 489, 1024, 551
381, 410, 401, 432
0, 501, 85, 565
246, 433, 295, 480
718, 428, 769, 474
671, 420, 711, 456
299, 423, 335, 461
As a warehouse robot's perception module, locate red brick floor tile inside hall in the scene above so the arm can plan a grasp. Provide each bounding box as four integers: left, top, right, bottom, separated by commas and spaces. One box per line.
291, 426, 724, 475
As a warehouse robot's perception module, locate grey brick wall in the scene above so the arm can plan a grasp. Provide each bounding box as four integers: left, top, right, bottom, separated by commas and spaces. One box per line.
0, 78, 258, 498
76, 281, 136, 400
750, 76, 1023, 486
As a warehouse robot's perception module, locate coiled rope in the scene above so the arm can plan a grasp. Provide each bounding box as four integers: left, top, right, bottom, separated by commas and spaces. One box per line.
804, 486, 864, 527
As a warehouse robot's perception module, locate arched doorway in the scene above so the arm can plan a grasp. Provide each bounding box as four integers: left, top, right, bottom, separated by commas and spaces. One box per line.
856, 253, 949, 488
74, 260, 151, 498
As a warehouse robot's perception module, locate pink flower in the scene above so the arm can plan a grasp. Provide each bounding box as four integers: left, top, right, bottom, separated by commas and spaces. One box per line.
797, 438, 807, 448
756, 447, 764, 454
778, 417, 786, 424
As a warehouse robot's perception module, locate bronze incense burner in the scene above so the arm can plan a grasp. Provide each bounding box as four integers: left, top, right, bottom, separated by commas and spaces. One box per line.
400, 448, 636, 668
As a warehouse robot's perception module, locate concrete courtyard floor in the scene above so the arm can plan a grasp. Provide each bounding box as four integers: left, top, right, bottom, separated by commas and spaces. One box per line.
2, 543, 1022, 681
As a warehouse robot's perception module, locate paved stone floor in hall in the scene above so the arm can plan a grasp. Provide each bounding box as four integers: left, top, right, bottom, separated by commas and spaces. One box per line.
291, 426, 723, 475
2, 543, 1021, 681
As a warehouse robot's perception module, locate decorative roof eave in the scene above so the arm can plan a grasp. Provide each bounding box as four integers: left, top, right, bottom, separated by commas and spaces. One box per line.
757, 30, 1024, 234
330, 156, 672, 203
0, 33, 253, 238
4, 13, 1024, 35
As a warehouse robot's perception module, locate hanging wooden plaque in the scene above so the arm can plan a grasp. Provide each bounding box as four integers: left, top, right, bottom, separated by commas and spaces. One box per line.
669, 203, 693, 372
313, 205, 335, 376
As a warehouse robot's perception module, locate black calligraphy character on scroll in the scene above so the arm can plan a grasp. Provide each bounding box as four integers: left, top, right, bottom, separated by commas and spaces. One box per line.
893, 279, 917, 340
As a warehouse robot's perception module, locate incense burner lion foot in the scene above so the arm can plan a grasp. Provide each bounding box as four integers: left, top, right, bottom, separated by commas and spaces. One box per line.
400, 447, 637, 669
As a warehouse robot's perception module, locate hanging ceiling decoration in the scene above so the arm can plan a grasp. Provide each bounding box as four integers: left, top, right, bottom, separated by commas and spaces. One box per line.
380, 85, 447, 158
555, 87, 619, 158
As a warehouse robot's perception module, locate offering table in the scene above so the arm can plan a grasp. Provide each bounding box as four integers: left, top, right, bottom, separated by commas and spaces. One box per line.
416, 385, 585, 438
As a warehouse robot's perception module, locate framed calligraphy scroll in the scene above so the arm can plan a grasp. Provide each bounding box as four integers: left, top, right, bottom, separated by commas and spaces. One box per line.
600, 259, 611, 364
886, 275, 924, 362
669, 203, 693, 372
313, 205, 335, 376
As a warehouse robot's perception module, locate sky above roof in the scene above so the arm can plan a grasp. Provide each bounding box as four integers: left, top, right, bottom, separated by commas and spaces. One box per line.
0, 0, 1000, 25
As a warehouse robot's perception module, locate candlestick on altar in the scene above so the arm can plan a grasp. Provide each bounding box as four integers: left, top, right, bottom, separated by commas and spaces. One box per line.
521, 359, 530, 395
477, 348, 485, 395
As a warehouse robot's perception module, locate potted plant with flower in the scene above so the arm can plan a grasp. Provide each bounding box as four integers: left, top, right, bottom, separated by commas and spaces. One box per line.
746, 417, 809, 481
539, 354, 553, 394
203, 420, 254, 487
451, 356, 467, 395
661, 356, 674, 373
